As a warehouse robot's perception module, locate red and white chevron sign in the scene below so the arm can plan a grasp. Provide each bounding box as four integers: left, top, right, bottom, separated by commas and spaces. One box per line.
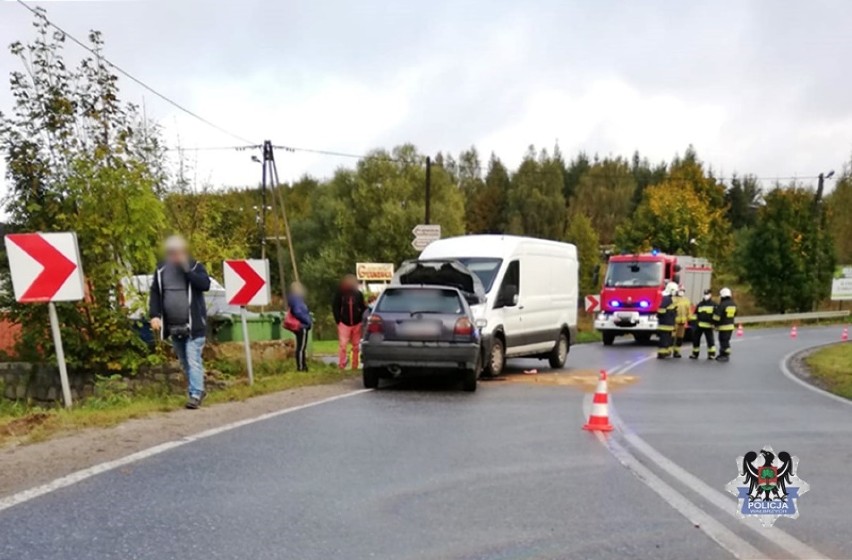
223, 259, 271, 306
4, 232, 85, 303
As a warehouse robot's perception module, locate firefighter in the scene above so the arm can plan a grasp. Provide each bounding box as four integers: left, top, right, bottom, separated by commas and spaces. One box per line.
656, 281, 679, 359
713, 287, 737, 362
689, 288, 717, 360
673, 287, 691, 358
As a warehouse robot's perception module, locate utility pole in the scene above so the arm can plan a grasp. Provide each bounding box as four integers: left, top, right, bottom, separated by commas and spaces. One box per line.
424, 156, 432, 225
812, 170, 834, 310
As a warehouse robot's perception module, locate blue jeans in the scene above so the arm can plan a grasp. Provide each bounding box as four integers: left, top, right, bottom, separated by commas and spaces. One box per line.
172, 336, 206, 398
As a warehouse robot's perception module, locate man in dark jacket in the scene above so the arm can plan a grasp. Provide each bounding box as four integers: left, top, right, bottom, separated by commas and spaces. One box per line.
149, 235, 211, 409
333, 274, 367, 369
713, 287, 737, 362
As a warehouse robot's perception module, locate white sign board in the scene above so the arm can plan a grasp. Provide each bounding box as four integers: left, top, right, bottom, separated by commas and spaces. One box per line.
412, 224, 442, 239
223, 259, 271, 307
411, 238, 435, 251
356, 262, 395, 282
831, 266, 852, 301
4, 232, 84, 303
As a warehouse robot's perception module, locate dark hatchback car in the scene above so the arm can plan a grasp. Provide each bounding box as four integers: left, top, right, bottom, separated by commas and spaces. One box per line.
361, 283, 482, 392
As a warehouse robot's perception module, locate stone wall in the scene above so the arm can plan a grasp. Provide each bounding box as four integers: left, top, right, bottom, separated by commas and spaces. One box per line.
0, 362, 95, 404
0, 362, 189, 405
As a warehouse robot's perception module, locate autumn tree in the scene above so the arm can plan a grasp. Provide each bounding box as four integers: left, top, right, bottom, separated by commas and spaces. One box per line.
569, 157, 635, 244
466, 153, 510, 233
0, 12, 165, 371
565, 212, 600, 295
505, 147, 565, 239
827, 165, 852, 264
743, 186, 836, 312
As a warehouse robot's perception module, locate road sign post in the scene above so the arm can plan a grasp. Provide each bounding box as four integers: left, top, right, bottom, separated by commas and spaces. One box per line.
239, 306, 254, 386
4, 232, 84, 408
47, 302, 72, 407
224, 259, 271, 386
411, 224, 441, 252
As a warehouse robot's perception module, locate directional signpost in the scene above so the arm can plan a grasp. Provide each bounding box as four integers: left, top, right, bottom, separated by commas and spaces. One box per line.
411, 224, 441, 252
224, 259, 271, 386
585, 294, 600, 314
4, 232, 85, 408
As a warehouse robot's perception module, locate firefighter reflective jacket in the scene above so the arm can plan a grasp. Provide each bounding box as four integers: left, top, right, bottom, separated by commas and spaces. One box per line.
713, 298, 737, 331
674, 296, 691, 325
657, 294, 677, 330
692, 298, 717, 329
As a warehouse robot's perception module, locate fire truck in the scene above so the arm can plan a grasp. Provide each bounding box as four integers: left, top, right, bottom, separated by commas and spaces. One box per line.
593, 253, 712, 345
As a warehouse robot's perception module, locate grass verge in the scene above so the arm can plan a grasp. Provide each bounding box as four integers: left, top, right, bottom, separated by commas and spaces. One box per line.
0, 362, 356, 448
804, 342, 852, 400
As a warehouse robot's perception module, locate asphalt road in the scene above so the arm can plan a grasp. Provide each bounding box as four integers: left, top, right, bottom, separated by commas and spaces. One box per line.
1, 327, 849, 560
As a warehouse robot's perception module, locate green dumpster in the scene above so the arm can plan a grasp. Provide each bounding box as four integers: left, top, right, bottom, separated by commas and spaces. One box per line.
212, 313, 282, 343
211, 314, 314, 353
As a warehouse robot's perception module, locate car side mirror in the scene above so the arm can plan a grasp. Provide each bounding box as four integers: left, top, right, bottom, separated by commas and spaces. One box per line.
512, 293, 519, 306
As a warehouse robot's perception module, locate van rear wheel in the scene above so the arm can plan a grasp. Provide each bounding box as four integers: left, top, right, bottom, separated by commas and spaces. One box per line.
548, 332, 569, 368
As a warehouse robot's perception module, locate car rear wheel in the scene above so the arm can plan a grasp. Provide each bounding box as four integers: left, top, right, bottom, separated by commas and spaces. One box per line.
484, 337, 505, 377
548, 332, 569, 368
462, 355, 481, 392
363, 367, 380, 389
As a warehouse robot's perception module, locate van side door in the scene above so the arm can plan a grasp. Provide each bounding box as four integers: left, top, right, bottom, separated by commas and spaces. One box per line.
492, 260, 523, 355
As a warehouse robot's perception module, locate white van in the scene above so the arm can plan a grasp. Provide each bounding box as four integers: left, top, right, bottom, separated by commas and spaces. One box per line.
419, 235, 578, 376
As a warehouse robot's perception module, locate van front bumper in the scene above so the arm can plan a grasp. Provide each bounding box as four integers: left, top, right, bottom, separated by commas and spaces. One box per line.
594, 311, 658, 332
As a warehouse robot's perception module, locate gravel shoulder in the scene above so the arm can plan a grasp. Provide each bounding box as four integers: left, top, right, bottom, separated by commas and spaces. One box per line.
0, 377, 362, 499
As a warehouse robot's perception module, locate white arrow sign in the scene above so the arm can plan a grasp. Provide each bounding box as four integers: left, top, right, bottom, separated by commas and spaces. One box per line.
412, 224, 441, 239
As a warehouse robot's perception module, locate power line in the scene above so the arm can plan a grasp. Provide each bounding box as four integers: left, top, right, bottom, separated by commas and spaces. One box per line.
14, 0, 257, 147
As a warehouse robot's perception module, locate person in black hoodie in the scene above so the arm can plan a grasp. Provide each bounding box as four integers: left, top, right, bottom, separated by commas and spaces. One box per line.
149, 235, 211, 409
333, 274, 367, 369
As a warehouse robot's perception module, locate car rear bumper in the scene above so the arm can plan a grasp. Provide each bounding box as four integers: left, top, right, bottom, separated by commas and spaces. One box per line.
362, 340, 480, 371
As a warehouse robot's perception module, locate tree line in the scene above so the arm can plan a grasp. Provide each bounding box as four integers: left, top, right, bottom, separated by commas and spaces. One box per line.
1, 14, 849, 372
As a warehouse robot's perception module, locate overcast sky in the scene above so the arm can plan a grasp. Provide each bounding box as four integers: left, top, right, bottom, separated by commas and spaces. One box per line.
1, 0, 850, 198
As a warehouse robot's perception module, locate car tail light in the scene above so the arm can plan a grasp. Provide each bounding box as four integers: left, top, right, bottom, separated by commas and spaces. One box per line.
367, 314, 384, 334
454, 317, 474, 336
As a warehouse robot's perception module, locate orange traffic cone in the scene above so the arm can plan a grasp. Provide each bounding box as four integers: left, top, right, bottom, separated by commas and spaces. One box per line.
736, 323, 744, 338
790, 325, 798, 339
842, 326, 849, 342
583, 370, 614, 432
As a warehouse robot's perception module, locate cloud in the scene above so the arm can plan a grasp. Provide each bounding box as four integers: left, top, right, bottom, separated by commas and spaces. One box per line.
1, 0, 851, 207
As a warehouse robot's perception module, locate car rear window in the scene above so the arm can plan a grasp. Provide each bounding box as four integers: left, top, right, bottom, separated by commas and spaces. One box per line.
377, 288, 463, 314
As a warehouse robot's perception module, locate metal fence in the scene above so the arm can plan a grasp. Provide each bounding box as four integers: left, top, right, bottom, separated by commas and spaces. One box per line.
738, 310, 849, 325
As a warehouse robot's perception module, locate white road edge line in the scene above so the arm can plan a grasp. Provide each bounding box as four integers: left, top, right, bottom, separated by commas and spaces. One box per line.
0, 388, 372, 514
584, 396, 765, 560
601, 335, 830, 560
779, 345, 852, 408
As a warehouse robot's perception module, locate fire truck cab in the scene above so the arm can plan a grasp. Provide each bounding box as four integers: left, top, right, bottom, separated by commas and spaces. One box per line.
594, 253, 712, 346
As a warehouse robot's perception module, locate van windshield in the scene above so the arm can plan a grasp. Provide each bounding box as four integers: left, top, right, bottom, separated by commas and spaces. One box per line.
605, 261, 663, 287
454, 258, 503, 292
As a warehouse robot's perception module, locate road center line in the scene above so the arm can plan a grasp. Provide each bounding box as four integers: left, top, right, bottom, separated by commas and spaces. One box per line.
599, 335, 829, 560
584, 396, 765, 560
0, 388, 372, 514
